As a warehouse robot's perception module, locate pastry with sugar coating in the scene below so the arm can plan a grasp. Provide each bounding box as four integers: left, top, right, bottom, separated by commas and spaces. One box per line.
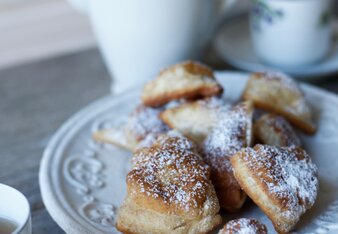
202, 101, 253, 212
218, 218, 267, 234
141, 61, 223, 107
116, 134, 222, 234
160, 96, 229, 144
242, 71, 316, 134
254, 113, 301, 147
230, 144, 318, 233
93, 104, 168, 151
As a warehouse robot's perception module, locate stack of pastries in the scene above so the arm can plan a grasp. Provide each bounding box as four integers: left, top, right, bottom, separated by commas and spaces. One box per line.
94, 61, 319, 234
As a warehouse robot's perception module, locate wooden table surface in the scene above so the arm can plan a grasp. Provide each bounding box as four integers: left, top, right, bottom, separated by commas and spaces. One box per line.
0, 48, 337, 234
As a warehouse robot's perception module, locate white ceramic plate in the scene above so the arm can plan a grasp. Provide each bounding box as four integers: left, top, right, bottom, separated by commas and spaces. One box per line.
39, 72, 338, 234
214, 16, 338, 79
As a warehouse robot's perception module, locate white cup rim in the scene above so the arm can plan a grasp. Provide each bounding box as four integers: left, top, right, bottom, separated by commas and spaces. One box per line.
0, 183, 31, 234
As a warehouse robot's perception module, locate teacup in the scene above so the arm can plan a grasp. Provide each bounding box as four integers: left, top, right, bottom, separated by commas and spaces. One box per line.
68, 0, 236, 93
250, 0, 333, 67
0, 184, 31, 234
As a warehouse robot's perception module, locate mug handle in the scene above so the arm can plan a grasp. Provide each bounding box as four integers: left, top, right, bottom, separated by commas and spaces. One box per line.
67, 0, 90, 14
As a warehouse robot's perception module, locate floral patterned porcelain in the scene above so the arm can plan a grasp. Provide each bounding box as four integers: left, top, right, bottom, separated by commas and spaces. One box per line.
250, 0, 333, 67
251, 0, 284, 31
215, 16, 338, 78
251, 0, 332, 30
39, 72, 338, 234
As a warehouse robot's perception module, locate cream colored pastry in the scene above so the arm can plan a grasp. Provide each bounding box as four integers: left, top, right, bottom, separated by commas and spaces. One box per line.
141, 61, 223, 107
160, 97, 228, 144
254, 113, 301, 147
93, 104, 168, 151
202, 101, 253, 212
242, 71, 316, 134
218, 218, 267, 234
231, 144, 318, 233
116, 134, 222, 234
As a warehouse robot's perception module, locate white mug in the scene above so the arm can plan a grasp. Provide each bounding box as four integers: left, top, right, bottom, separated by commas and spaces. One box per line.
0, 184, 31, 234
68, 0, 235, 93
250, 0, 333, 67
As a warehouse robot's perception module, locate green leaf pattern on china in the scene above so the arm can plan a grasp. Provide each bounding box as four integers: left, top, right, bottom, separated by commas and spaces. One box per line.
251, 0, 284, 31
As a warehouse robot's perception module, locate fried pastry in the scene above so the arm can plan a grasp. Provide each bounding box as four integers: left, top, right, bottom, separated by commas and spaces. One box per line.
116, 134, 222, 234
230, 144, 318, 233
242, 71, 315, 134
93, 105, 168, 151
218, 218, 267, 234
254, 113, 301, 147
160, 97, 229, 144
141, 61, 223, 107
202, 101, 253, 212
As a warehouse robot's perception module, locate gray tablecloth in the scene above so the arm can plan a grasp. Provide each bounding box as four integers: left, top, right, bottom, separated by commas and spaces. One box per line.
0, 48, 337, 234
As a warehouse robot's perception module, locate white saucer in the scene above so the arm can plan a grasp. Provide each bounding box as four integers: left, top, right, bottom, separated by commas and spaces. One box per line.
215, 16, 338, 79
39, 72, 338, 234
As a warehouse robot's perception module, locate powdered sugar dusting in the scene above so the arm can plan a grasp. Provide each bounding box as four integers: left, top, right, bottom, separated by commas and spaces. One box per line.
136, 134, 157, 149
259, 71, 301, 93
126, 104, 169, 141
220, 218, 267, 234
254, 71, 314, 127
128, 134, 215, 216
242, 145, 318, 220
261, 114, 301, 147
199, 96, 228, 109
103, 127, 129, 147
203, 102, 252, 169
164, 99, 187, 109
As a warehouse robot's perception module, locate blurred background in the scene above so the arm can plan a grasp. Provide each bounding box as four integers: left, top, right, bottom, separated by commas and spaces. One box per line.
1, 0, 337, 75
0, 0, 95, 69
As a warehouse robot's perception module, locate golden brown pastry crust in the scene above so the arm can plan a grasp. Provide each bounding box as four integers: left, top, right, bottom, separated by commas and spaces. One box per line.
202, 101, 253, 212
230, 145, 318, 233
208, 157, 247, 212
242, 72, 316, 134
159, 97, 228, 144
92, 128, 137, 151
116, 134, 222, 234
218, 218, 267, 234
116, 195, 222, 234
93, 105, 168, 151
254, 113, 301, 147
141, 61, 223, 107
